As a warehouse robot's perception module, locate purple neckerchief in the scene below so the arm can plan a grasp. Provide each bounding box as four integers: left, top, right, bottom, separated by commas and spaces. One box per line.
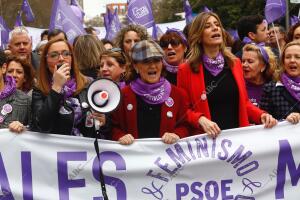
118, 81, 126, 89
202, 53, 225, 76
165, 28, 189, 48
63, 78, 76, 99
246, 81, 264, 107
242, 37, 269, 65
163, 59, 178, 73
0, 76, 16, 100
281, 73, 300, 102
130, 77, 171, 105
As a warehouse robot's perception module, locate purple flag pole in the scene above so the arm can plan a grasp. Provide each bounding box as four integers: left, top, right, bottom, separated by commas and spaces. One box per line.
0, 16, 10, 50
49, 0, 86, 44
127, 0, 155, 28
203, 6, 212, 13
21, 0, 35, 22
14, 11, 23, 27
152, 24, 163, 41
183, 0, 193, 24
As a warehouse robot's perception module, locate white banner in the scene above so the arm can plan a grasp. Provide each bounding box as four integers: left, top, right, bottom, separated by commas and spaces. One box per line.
290, 0, 300, 4
0, 122, 300, 199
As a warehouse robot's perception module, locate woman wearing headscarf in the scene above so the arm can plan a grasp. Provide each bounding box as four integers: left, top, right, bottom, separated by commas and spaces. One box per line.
242, 44, 277, 106
159, 28, 188, 85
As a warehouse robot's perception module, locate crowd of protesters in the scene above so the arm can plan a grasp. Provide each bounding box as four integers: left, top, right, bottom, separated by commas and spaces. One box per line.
1, 11, 300, 145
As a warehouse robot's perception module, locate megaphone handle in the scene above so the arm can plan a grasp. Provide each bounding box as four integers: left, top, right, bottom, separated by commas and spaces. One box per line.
95, 119, 101, 131
95, 119, 106, 139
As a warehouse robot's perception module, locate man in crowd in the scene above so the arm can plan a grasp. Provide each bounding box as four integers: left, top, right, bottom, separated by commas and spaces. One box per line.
268, 24, 286, 53
8, 26, 40, 70
235, 14, 269, 59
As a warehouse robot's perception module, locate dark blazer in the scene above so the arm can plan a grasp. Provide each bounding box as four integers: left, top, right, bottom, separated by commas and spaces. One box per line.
111, 85, 189, 141
260, 81, 300, 120
0, 90, 31, 128
177, 59, 264, 134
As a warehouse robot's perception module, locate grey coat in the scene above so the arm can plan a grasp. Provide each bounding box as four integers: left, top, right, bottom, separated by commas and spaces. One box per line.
0, 90, 31, 128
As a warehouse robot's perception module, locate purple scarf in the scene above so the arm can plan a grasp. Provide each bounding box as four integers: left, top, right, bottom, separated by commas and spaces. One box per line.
62, 78, 77, 99
130, 77, 171, 105
163, 59, 178, 74
202, 53, 225, 76
281, 73, 300, 102
57, 78, 81, 136
0, 76, 16, 100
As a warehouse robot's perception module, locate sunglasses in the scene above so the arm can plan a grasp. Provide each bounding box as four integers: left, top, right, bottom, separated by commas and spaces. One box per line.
159, 39, 181, 49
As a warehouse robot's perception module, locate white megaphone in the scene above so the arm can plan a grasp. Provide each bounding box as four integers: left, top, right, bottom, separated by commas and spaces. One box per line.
86, 78, 121, 114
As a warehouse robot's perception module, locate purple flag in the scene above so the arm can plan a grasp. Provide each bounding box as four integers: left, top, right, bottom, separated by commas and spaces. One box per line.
227, 29, 240, 41
203, 6, 212, 13
14, 12, 23, 27
127, 0, 155, 28
183, 0, 193, 24
21, 0, 35, 22
0, 16, 10, 49
49, 0, 86, 44
152, 24, 163, 41
105, 9, 122, 41
291, 15, 300, 26
103, 8, 112, 32
264, 0, 286, 23
70, 0, 85, 22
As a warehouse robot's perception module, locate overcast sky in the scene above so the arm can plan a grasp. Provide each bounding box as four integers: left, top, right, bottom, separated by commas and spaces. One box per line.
83, 0, 127, 19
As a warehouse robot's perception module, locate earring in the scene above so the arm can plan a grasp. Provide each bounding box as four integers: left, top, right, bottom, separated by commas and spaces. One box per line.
261, 68, 265, 73
135, 69, 139, 74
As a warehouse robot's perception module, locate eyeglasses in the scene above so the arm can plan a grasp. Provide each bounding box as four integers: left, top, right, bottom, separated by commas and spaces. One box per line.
47, 50, 72, 60
159, 39, 181, 49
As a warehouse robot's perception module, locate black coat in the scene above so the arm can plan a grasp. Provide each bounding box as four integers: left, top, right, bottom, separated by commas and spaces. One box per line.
260, 81, 300, 120
31, 86, 111, 138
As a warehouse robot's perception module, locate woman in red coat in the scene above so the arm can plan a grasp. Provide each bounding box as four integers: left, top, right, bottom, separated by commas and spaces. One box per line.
112, 40, 189, 145
177, 12, 277, 138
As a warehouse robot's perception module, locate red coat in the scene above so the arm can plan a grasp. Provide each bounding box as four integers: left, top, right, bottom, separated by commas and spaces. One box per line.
111, 85, 189, 141
177, 59, 264, 134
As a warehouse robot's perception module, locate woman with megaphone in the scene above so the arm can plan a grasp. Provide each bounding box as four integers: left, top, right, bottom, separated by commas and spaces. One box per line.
111, 40, 189, 145
31, 38, 110, 137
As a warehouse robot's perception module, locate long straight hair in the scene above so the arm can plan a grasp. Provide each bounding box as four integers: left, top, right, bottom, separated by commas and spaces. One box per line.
37, 38, 87, 96
187, 12, 236, 73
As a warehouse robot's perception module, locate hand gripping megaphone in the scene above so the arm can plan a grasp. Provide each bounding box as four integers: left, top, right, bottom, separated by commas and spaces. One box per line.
86, 78, 121, 114
86, 78, 121, 200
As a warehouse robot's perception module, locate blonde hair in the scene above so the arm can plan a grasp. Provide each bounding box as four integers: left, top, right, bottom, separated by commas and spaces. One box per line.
242, 44, 277, 82
187, 12, 236, 73
276, 41, 300, 80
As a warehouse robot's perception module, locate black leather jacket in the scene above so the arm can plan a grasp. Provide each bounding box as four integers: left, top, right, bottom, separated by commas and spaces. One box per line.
31, 86, 111, 138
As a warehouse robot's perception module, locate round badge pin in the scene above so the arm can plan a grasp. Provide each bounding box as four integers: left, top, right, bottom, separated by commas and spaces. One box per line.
0, 116, 4, 123
167, 111, 173, 118
3, 104, 12, 114
127, 104, 133, 111
200, 93, 207, 101
165, 97, 174, 107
